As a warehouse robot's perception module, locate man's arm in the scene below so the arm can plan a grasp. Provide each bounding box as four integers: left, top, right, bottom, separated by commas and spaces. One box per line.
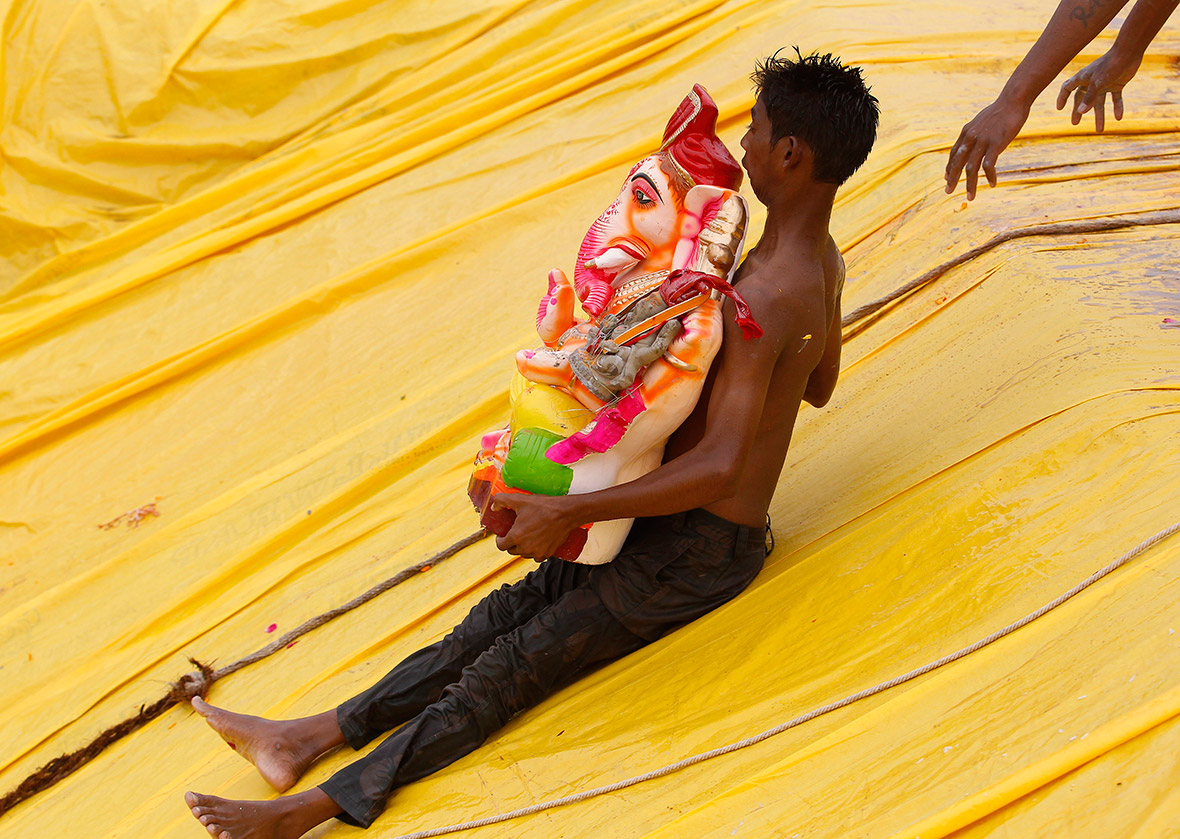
803, 289, 842, 409
945, 0, 1132, 199
493, 284, 824, 558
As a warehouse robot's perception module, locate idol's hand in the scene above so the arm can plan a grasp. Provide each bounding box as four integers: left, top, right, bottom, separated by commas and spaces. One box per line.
492, 492, 580, 560
591, 319, 682, 392
537, 268, 576, 345
945, 97, 1030, 200
1057, 49, 1142, 133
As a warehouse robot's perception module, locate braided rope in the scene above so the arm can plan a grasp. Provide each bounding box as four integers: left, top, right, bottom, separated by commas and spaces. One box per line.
211, 529, 488, 682
0, 529, 488, 817
385, 519, 1180, 839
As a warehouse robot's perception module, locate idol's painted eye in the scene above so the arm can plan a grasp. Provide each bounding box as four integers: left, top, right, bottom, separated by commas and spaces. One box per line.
629, 172, 662, 209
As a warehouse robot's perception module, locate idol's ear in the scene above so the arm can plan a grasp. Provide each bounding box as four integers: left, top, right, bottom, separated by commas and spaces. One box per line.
673, 186, 750, 282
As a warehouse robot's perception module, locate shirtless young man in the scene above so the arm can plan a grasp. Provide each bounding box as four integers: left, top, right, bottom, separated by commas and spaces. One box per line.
185, 51, 878, 839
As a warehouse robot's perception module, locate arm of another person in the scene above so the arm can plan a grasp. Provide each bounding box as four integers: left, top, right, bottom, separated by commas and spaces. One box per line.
945, 0, 1132, 199
1057, 0, 1179, 127
492, 282, 825, 559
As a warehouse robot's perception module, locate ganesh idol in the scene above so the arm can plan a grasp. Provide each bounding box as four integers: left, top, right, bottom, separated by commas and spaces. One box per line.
470, 84, 759, 564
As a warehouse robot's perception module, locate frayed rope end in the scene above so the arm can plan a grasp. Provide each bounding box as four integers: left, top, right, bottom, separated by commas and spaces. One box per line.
171, 658, 216, 703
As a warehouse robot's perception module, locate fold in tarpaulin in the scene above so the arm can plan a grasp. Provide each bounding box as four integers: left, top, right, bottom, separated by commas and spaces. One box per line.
2, 1, 1180, 837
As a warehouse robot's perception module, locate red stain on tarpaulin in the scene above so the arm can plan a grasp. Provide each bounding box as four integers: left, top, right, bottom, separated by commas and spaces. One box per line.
99, 498, 162, 530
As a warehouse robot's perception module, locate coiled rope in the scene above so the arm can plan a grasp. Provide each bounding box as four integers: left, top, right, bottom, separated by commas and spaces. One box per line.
384, 519, 1180, 839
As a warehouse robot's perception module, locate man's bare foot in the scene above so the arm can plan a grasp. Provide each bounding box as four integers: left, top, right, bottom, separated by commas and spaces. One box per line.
184, 789, 341, 839
192, 697, 345, 792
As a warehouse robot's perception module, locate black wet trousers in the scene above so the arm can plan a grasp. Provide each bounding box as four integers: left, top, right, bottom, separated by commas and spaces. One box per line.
319, 509, 767, 828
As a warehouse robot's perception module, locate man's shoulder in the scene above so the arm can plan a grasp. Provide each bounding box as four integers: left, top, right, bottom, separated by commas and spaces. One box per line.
720, 273, 825, 370
738, 247, 829, 319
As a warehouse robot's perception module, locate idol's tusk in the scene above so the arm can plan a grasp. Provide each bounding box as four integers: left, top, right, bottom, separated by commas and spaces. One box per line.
662, 351, 698, 371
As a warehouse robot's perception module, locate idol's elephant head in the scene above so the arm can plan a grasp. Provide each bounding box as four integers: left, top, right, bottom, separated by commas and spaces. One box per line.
573, 84, 744, 318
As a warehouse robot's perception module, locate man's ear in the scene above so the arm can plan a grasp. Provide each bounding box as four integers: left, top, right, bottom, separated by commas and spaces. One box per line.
778, 136, 803, 172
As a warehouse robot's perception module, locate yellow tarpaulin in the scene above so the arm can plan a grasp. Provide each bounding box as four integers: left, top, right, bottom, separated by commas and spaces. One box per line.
2, 0, 1179, 837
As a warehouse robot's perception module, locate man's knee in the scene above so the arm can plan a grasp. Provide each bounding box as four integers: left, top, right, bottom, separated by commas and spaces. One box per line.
481, 596, 641, 709
450, 634, 557, 729
444, 567, 551, 652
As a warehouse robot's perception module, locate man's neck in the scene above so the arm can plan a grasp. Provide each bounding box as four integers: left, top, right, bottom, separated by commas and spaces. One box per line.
759, 183, 836, 255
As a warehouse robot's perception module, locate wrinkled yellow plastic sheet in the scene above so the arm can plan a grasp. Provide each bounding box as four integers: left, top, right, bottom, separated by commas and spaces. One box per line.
2, 1, 1179, 837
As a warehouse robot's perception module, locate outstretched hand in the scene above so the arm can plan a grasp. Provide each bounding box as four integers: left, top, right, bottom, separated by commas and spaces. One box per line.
945, 98, 1031, 200
491, 492, 578, 560
1056, 49, 1142, 133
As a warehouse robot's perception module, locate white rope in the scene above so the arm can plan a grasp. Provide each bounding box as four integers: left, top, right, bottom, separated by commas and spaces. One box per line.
385, 520, 1180, 839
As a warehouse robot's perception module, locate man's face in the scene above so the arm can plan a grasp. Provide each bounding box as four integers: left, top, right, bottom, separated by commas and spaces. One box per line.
739, 98, 776, 201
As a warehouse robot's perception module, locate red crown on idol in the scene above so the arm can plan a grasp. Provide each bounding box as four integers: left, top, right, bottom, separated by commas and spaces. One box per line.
659, 84, 743, 192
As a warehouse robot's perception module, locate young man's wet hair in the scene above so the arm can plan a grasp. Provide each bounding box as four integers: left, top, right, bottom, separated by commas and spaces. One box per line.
751, 48, 880, 185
